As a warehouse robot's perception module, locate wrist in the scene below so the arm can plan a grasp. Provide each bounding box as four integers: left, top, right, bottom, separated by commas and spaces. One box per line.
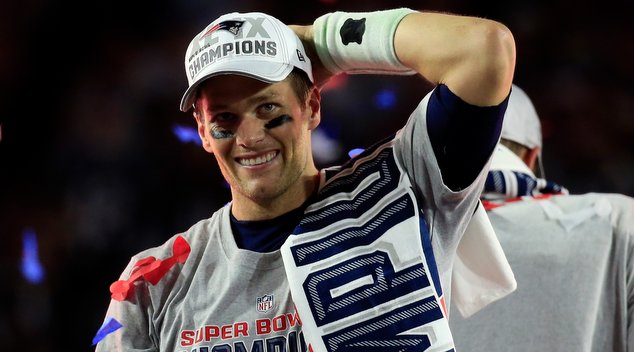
312, 8, 417, 76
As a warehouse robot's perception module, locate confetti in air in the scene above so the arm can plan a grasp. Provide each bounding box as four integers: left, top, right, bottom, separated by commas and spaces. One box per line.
374, 88, 397, 110
109, 235, 191, 301
311, 127, 343, 164
172, 124, 201, 145
320, 74, 348, 92
348, 148, 365, 158
92, 317, 123, 345
21, 228, 45, 284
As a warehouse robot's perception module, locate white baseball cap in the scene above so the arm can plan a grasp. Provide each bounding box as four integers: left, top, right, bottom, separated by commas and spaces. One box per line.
501, 84, 542, 150
180, 12, 314, 112
500, 84, 545, 177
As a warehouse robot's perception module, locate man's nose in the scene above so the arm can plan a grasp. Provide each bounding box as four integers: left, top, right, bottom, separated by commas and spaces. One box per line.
235, 117, 266, 148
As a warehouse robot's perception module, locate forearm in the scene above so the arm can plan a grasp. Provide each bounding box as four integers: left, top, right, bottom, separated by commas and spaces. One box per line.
298, 8, 516, 106
394, 11, 516, 106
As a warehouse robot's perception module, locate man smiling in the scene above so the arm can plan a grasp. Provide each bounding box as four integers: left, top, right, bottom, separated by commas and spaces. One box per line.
193, 73, 320, 220
95, 7, 515, 351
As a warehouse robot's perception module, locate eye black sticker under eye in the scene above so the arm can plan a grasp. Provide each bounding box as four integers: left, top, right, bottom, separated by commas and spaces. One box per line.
210, 129, 235, 139
264, 115, 293, 129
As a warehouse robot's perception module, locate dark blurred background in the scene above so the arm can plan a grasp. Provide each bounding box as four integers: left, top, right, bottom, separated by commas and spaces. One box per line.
1, 0, 632, 350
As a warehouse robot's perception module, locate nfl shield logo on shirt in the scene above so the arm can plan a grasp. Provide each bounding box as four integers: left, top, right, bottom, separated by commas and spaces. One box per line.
256, 294, 274, 312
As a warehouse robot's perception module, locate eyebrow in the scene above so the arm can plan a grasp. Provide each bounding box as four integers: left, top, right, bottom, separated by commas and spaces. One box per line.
203, 90, 281, 114
248, 90, 281, 106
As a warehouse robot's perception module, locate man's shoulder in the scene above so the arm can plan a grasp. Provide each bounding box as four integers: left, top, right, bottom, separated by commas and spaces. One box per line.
322, 135, 398, 183
130, 207, 225, 261
554, 192, 634, 209
550, 192, 634, 232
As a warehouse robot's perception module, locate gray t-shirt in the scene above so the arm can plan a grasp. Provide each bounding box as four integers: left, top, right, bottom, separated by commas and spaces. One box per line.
95, 87, 493, 351
449, 192, 634, 352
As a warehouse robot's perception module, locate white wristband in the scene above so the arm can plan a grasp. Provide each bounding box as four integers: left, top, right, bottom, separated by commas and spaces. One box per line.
313, 8, 417, 75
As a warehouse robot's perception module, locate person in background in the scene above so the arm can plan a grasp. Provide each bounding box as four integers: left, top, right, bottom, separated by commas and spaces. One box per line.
94, 7, 516, 351
449, 84, 634, 352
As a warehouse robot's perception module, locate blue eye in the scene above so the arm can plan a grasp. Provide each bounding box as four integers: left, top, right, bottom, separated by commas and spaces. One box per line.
215, 113, 236, 123
209, 113, 236, 140
260, 103, 276, 114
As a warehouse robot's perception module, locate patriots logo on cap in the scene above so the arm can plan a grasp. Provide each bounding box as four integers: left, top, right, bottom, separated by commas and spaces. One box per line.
201, 20, 245, 38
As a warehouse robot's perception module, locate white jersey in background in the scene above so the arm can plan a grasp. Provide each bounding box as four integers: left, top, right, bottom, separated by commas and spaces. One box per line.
450, 189, 634, 352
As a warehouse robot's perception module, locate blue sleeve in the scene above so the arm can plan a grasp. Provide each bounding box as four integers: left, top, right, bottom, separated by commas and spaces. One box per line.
426, 84, 509, 191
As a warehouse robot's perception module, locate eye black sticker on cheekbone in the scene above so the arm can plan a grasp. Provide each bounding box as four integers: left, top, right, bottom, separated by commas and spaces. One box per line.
264, 115, 293, 129
339, 18, 366, 45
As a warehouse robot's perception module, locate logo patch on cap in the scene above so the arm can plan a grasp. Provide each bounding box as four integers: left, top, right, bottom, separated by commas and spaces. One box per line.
296, 49, 306, 62
202, 20, 246, 38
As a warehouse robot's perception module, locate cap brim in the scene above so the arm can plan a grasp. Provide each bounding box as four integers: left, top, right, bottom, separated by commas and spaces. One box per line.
179, 59, 294, 112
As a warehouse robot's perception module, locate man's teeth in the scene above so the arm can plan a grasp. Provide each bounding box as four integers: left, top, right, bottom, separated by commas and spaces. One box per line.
239, 151, 277, 166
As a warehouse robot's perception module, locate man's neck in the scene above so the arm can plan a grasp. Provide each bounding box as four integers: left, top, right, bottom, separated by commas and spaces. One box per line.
489, 144, 535, 177
231, 172, 321, 221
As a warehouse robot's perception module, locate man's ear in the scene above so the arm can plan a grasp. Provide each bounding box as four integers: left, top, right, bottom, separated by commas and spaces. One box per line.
525, 147, 540, 174
306, 87, 321, 130
193, 111, 214, 153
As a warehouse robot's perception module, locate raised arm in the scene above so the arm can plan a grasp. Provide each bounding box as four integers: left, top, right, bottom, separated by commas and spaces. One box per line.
394, 11, 515, 106
293, 8, 516, 191
292, 9, 515, 106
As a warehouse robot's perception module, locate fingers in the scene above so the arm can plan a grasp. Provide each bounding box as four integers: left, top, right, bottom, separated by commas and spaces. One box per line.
289, 24, 334, 88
